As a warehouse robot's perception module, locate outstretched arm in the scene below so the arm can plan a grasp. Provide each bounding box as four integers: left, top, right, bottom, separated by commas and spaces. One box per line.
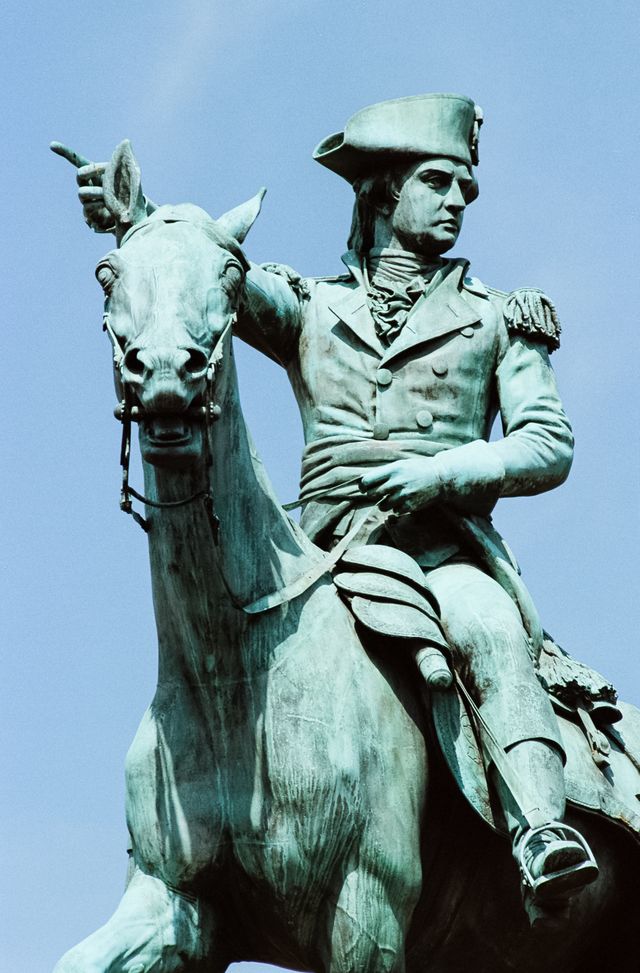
235, 263, 306, 368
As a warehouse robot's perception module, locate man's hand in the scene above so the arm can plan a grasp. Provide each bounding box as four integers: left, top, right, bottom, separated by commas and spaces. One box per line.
360, 458, 442, 514
51, 142, 116, 233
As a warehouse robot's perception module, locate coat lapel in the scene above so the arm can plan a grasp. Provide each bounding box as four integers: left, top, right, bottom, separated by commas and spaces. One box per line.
326, 254, 482, 362
327, 252, 382, 356
380, 260, 481, 366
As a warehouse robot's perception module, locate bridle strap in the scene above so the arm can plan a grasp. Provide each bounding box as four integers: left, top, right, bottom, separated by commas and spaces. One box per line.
115, 315, 236, 531
281, 474, 364, 512
126, 484, 210, 510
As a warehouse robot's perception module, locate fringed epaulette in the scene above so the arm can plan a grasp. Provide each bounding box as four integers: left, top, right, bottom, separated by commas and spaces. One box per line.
503, 287, 561, 352
259, 262, 311, 301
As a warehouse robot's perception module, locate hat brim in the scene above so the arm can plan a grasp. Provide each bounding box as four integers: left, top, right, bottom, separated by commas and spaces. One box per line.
313, 133, 433, 185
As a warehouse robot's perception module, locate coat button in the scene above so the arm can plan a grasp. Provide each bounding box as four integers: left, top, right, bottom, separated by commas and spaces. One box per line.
416, 410, 433, 429
372, 422, 390, 440
431, 357, 448, 377
460, 325, 475, 338
376, 367, 392, 386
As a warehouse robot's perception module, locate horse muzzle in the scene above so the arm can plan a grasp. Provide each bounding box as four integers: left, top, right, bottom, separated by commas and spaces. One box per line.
118, 376, 213, 470
114, 341, 224, 468
137, 406, 205, 469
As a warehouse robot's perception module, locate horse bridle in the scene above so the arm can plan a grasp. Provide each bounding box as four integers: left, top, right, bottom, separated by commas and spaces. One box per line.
104, 309, 235, 536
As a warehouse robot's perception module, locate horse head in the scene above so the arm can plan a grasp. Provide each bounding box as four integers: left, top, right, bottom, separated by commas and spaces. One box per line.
96, 140, 264, 470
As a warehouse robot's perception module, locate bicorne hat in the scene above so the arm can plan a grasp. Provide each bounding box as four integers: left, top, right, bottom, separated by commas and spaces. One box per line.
313, 93, 483, 185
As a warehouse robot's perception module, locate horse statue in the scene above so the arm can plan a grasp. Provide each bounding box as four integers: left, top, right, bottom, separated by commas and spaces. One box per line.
54, 142, 640, 973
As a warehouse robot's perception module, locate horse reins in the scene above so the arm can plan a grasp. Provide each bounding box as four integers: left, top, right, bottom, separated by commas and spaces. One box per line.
106, 313, 235, 535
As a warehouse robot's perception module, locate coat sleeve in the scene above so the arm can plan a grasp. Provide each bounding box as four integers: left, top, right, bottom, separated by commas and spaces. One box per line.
234, 263, 305, 368
432, 291, 573, 508
490, 332, 574, 496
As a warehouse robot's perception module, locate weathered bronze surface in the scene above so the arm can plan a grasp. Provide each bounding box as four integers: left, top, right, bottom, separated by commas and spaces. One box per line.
51, 98, 640, 972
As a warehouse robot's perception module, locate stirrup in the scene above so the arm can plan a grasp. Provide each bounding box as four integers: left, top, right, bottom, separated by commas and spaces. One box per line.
518, 823, 598, 900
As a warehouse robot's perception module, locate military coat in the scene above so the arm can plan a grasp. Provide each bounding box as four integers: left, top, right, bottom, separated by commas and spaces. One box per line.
236, 252, 572, 564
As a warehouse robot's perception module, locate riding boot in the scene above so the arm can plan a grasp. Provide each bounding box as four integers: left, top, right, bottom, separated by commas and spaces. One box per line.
492, 739, 598, 922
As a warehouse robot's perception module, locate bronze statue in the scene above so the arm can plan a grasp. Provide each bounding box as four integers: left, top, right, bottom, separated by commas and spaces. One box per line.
51, 96, 640, 972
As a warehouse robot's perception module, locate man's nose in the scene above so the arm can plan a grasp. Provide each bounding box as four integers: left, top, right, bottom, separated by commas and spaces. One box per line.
446, 181, 467, 212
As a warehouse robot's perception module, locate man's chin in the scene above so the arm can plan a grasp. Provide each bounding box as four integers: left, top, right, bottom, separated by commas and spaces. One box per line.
403, 231, 460, 258
430, 228, 461, 254
433, 238, 457, 255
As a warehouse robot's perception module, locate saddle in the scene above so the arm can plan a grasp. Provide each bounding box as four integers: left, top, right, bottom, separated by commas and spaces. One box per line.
334, 543, 640, 846
334, 544, 453, 688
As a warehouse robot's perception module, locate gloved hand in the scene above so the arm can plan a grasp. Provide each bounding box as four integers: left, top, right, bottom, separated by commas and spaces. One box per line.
360, 440, 505, 514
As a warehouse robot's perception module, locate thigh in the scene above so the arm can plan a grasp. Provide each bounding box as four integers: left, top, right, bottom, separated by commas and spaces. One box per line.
424, 562, 533, 694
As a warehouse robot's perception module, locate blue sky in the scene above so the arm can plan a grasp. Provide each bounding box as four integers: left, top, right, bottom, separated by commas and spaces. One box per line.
2, 1, 639, 969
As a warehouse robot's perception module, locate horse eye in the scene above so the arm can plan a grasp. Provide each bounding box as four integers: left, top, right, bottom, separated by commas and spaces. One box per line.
96, 264, 117, 293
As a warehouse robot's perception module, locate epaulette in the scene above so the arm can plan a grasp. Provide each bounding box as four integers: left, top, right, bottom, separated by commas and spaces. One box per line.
259, 262, 311, 300
503, 287, 561, 352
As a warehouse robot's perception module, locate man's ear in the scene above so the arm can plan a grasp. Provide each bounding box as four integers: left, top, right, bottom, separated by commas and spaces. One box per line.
216, 188, 266, 244
102, 140, 147, 232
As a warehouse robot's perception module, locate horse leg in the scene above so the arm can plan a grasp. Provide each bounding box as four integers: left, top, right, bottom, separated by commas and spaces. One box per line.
53, 868, 217, 973
322, 867, 410, 973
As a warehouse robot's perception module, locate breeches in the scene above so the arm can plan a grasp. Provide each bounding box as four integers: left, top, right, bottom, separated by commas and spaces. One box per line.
424, 561, 563, 754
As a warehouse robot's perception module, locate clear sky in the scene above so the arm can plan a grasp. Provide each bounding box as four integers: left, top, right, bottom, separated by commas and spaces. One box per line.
2, 1, 639, 969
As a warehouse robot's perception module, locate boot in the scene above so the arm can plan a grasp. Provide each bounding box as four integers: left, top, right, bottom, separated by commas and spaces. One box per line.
493, 740, 599, 911
515, 822, 599, 902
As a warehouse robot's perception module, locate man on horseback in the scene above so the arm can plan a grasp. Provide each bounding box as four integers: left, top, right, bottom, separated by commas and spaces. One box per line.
68, 93, 598, 918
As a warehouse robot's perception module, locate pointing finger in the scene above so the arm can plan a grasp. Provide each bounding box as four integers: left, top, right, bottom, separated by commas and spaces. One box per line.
50, 142, 92, 169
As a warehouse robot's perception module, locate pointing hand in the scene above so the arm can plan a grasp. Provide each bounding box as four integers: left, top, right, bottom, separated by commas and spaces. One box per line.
50, 142, 116, 234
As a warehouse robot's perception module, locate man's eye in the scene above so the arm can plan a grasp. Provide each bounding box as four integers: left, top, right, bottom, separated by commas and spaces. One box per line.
423, 174, 448, 189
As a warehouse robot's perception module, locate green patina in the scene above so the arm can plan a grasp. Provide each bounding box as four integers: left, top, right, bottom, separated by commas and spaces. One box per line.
51, 99, 640, 973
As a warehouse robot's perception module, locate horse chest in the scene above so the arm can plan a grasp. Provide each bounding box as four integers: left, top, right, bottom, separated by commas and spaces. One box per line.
124, 701, 233, 882
124, 697, 359, 890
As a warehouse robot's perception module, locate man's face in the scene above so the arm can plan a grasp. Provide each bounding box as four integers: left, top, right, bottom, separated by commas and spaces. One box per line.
387, 157, 475, 256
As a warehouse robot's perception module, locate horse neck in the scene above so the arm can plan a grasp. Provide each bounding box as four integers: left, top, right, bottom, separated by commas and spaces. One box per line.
141, 345, 314, 683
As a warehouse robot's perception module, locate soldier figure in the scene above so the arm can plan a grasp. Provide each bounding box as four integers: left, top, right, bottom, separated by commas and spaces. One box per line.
72, 93, 598, 915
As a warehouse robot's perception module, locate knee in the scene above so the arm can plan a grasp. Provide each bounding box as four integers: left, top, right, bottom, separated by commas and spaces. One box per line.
440, 576, 525, 654
426, 565, 535, 700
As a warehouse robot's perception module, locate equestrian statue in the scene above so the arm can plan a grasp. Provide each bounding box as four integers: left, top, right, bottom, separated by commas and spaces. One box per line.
51, 94, 640, 972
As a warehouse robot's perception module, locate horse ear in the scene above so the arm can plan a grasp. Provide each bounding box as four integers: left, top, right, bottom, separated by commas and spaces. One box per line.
216, 188, 266, 244
102, 140, 147, 230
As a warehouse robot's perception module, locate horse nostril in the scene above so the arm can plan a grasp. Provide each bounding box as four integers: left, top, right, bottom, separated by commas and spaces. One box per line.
124, 348, 145, 376
184, 349, 208, 375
